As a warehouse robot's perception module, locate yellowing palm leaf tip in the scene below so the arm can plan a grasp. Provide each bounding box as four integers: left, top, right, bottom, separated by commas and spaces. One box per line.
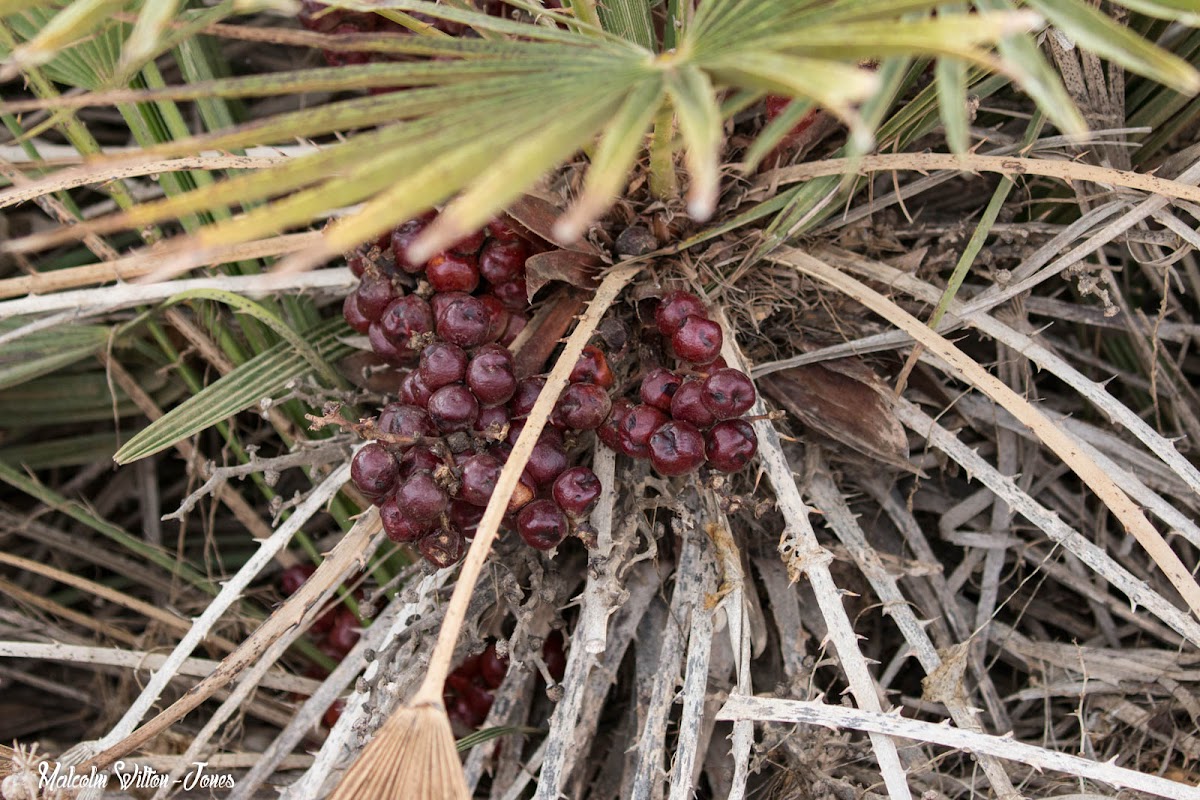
1, 1, 1197, 270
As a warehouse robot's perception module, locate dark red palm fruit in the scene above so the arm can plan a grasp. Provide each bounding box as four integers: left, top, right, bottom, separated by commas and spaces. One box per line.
619, 404, 669, 458
348, 254, 368, 278
706, 419, 759, 472
456, 652, 483, 679
648, 421, 707, 476
526, 433, 569, 485
326, 607, 361, 656
473, 405, 510, 440
279, 564, 316, 595
342, 293, 371, 334
427, 384, 480, 432
478, 238, 529, 284
322, 698, 346, 729
420, 526, 467, 568
399, 369, 434, 407
426, 251, 481, 294
449, 500, 485, 537
503, 418, 526, 447
431, 291, 470, 324
507, 471, 537, 513
695, 355, 728, 373
398, 446, 443, 479
570, 345, 614, 388
480, 643, 509, 689
672, 316, 723, 364
552, 466, 602, 517
597, 397, 633, 451
551, 383, 612, 431
543, 631, 567, 681
511, 376, 546, 417
392, 212, 437, 273
487, 216, 522, 242
436, 295, 494, 349
479, 295, 511, 343
380, 295, 434, 349
670, 379, 717, 429
380, 494, 435, 542
396, 472, 449, 521
377, 402, 438, 439
367, 322, 406, 364
500, 313, 528, 347
354, 271, 395, 321
418, 342, 469, 390
466, 345, 517, 406
463, 684, 495, 721
449, 228, 486, 256
517, 499, 569, 550
639, 367, 682, 410
491, 278, 529, 312
350, 443, 399, 498
655, 290, 708, 337
700, 368, 757, 419
458, 453, 502, 507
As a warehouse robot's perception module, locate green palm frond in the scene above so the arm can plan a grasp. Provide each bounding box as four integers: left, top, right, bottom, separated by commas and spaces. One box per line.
1, 0, 1196, 268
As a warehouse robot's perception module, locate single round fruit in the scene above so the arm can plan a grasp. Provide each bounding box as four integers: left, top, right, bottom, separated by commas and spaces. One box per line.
648, 421, 707, 476
377, 402, 438, 439
399, 445, 443, 478
706, 419, 758, 472
323, 698, 346, 728
350, 443, 399, 498
570, 345, 614, 388
426, 252, 481, 293
701, 368, 757, 419
619, 404, 669, 458
473, 405, 510, 438
367, 322, 406, 364
450, 228, 486, 256
421, 526, 467, 568
466, 345, 517, 406
487, 216, 522, 241
354, 271, 395, 321
480, 643, 508, 688
655, 291, 707, 337
458, 453, 502, 507
437, 295, 493, 348
279, 564, 316, 595
380, 495, 435, 542
552, 466, 602, 517
399, 369, 434, 407
342, 293, 371, 334
598, 397, 633, 451
428, 384, 480, 432
671, 316, 723, 364
463, 683, 495, 721
380, 295, 434, 348
449, 500, 485, 537
479, 238, 529, 284
479, 295, 511, 343
326, 608, 360, 656
511, 376, 546, 417
526, 433, 568, 485
392, 212, 437, 273
669, 379, 717, 428
491, 278, 529, 312
431, 290, 469, 323
639, 368, 682, 411
397, 472, 449, 521
552, 383, 612, 431
500, 313, 527, 346
517, 499, 569, 550
419, 342, 469, 390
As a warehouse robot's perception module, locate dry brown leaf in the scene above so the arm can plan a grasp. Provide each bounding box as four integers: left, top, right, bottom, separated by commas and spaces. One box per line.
525, 249, 602, 298
506, 195, 602, 255
762, 360, 913, 471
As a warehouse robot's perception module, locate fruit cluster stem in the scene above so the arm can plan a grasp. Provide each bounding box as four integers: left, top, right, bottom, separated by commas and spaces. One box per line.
413, 263, 641, 704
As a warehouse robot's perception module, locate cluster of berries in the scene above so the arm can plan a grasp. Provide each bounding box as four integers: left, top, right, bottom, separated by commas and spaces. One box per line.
598, 291, 759, 476
345, 212, 610, 567
444, 633, 566, 732
278, 563, 365, 727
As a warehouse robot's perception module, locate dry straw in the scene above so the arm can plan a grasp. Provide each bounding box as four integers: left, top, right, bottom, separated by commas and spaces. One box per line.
327, 263, 640, 800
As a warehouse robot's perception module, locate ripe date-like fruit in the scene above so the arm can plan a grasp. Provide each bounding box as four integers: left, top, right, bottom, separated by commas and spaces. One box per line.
552, 383, 612, 431
619, 404, 669, 458
350, 443, 399, 498
491, 277, 529, 311
705, 419, 759, 472
421, 526, 467, 568
526, 432, 569, 485
701, 368, 757, 419
380, 295, 434, 348
671, 315, 723, 363
517, 499, 569, 550
648, 421, 707, 476
466, 345, 517, 406
399, 369, 434, 407
419, 342, 469, 390
380, 495, 435, 542
480, 643, 509, 689
397, 472, 449, 521
428, 384, 480, 432
570, 345, 614, 388
598, 397, 633, 451
437, 295, 493, 349
377, 402, 438, 439
391, 212, 437, 273
669, 379, 717, 429
342, 293, 371, 334
426, 252, 481, 294
511, 376, 546, 417
478, 238, 529, 284
552, 466, 602, 517
655, 291, 708, 337
280, 564, 316, 595
326, 608, 361, 656
458, 453, 502, 507
354, 271, 395, 320
639, 368, 682, 410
